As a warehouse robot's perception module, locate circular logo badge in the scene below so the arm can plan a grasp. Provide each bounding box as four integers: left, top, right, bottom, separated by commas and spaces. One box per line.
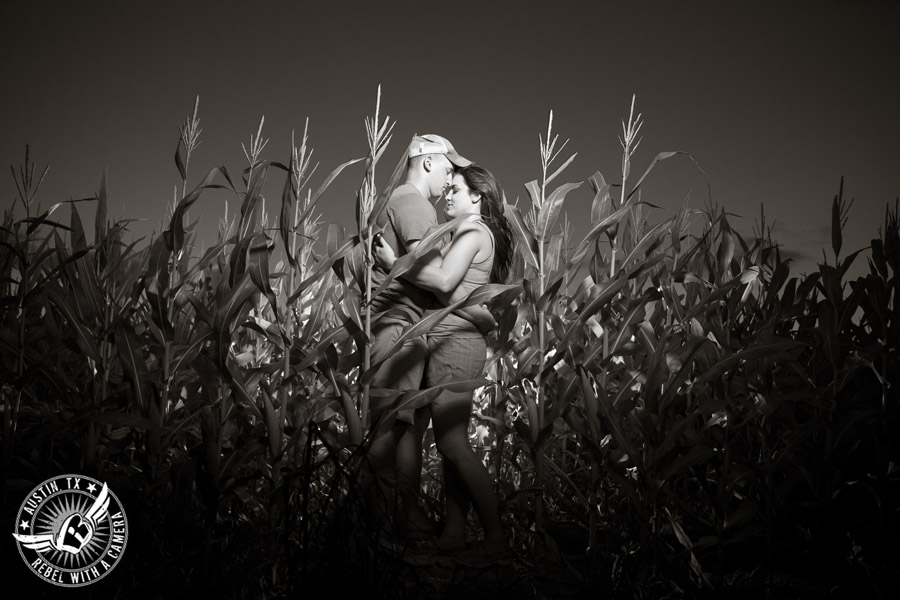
12, 474, 128, 587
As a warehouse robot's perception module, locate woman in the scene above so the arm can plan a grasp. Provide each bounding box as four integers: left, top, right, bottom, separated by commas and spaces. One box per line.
374, 164, 513, 563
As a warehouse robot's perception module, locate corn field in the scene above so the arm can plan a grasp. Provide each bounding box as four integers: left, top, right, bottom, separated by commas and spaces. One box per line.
2, 94, 898, 599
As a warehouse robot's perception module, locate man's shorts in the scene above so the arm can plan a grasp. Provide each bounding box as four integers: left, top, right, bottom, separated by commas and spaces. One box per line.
369, 315, 427, 424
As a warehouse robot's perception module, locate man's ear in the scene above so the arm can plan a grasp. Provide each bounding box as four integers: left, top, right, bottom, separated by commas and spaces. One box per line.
422, 155, 432, 172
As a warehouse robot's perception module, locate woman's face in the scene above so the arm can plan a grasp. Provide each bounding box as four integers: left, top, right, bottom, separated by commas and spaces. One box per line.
444, 173, 479, 219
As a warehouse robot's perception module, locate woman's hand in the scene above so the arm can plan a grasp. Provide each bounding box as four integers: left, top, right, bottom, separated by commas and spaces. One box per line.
372, 232, 396, 269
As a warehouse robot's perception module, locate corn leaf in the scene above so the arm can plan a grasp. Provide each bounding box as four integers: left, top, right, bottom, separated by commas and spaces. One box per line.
300, 157, 364, 229
288, 235, 358, 304
525, 180, 541, 209
545, 152, 577, 187
175, 137, 187, 181
95, 170, 109, 244
626, 151, 704, 202
166, 166, 231, 254
506, 204, 538, 269
538, 181, 581, 241
115, 326, 150, 413
247, 232, 278, 319
238, 163, 269, 240
280, 153, 298, 267
214, 273, 258, 369
570, 202, 634, 265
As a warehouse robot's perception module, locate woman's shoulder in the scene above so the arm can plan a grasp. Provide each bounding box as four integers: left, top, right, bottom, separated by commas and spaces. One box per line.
452, 219, 488, 243
455, 217, 490, 236
451, 218, 492, 259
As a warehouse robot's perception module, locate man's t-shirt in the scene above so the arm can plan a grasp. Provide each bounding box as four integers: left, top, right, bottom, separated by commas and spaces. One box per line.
370, 183, 441, 317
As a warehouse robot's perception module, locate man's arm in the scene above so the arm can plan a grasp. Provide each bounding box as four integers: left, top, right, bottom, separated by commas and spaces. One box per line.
456, 304, 496, 335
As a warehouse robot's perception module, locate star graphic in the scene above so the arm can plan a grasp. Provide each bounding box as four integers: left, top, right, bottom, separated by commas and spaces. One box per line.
87, 483, 97, 493
19, 520, 29, 530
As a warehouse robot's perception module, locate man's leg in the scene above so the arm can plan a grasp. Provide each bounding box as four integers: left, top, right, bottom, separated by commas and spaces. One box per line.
395, 405, 434, 537
365, 317, 427, 536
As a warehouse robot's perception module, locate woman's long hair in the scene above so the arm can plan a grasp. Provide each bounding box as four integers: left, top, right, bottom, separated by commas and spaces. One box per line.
457, 165, 513, 283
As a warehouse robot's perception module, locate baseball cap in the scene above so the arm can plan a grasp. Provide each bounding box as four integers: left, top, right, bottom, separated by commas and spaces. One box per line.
408, 134, 472, 167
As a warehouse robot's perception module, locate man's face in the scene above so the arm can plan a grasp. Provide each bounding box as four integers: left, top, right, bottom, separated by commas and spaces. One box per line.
426, 154, 454, 200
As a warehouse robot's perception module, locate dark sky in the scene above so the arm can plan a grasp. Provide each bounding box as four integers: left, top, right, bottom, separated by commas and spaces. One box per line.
2, 0, 898, 276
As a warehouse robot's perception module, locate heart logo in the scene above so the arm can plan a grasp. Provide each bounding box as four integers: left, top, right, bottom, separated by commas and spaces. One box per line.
56, 513, 93, 554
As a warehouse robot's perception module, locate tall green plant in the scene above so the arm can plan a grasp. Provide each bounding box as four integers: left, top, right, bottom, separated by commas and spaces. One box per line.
356, 85, 394, 436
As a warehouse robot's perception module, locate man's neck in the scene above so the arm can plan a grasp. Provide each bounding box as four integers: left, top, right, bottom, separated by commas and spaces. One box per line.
404, 172, 431, 201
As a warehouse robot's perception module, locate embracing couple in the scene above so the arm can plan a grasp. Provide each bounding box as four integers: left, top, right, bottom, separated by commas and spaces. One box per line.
364, 133, 513, 565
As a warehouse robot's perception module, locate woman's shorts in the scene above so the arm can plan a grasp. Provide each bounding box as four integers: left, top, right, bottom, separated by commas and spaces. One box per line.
425, 334, 487, 411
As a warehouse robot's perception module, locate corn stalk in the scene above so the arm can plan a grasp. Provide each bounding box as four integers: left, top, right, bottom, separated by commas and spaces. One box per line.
516, 110, 580, 539
355, 85, 394, 437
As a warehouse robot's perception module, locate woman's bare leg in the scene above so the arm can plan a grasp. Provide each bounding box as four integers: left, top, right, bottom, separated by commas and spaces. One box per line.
431, 392, 505, 550
437, 454, 469, 550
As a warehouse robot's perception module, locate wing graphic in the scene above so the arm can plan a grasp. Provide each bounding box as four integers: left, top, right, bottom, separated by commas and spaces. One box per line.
13, 532, 56, 552
84, 483, 110, 526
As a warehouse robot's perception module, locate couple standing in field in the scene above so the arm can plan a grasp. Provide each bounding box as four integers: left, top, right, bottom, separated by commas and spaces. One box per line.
364, 133, 513, 565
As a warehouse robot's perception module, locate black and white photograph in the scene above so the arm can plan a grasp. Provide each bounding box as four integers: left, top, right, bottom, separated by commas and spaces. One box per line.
2, 1, 898, 598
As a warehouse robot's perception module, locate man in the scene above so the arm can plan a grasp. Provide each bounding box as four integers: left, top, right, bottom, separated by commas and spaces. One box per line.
365, 134, 494, 541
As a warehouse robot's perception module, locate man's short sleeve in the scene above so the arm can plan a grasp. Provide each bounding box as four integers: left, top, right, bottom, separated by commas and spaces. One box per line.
388, 189, 438, 250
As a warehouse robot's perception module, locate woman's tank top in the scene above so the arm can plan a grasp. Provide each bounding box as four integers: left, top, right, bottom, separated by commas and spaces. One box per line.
429, 219, 494, 337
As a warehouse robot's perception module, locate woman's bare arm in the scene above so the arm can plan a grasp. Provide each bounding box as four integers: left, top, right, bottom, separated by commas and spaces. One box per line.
397, 225, 484, 294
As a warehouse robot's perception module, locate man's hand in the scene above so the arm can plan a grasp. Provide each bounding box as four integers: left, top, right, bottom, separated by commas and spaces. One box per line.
456, 304, 496, 335
372, 232, 396, 270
